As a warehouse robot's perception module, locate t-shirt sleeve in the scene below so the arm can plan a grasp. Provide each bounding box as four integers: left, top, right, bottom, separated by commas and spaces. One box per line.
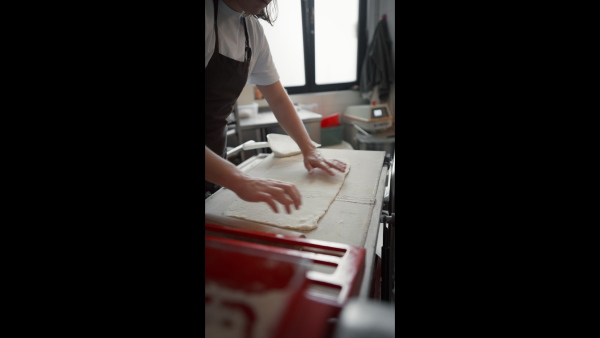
248, 21, 279, 86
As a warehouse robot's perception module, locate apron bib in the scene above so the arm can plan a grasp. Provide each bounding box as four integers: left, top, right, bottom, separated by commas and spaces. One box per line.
205, 0, 251, 193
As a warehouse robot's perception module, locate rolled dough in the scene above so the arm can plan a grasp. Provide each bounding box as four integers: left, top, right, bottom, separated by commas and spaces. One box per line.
224, 157, 350, 231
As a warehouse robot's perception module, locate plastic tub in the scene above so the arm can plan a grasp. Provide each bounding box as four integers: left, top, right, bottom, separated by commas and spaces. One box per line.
321, 113, 341, 128
321, 125, 343, 146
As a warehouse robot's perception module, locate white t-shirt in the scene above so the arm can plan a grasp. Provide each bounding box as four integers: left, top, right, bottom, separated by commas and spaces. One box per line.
205, 0, 279, 86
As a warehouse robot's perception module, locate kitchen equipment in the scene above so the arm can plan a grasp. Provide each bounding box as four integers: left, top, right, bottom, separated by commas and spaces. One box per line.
343, 104, 393, 133
342, 119, 395, 157
355, 132, 395, 157
352, 123, 371, 137
206, 149, 388, 298
321, 113, 341, 128
240, 133, 321, 158
205, 223, 366, 338
226, 110, 322, 160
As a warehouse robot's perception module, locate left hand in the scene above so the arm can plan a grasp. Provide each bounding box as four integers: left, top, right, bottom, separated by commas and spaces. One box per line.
303, 149, 347, 176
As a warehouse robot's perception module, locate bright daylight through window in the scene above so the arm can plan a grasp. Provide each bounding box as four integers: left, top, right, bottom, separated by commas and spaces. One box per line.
314, 0, 359, 85
259, 0, 361, 92
260, 1, 305, 87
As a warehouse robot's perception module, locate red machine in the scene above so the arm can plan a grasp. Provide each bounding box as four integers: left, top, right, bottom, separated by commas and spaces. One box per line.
205, 223, 366, 338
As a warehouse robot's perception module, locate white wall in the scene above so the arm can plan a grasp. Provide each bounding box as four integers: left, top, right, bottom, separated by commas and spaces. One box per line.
288, 90, 367, 115
251, 88, 367, 116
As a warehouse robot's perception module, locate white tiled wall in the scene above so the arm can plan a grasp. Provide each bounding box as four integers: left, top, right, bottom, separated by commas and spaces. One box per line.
254, 88, 369, 117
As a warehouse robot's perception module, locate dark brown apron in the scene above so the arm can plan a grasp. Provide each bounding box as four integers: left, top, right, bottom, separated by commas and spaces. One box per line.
205, 0, 251, 193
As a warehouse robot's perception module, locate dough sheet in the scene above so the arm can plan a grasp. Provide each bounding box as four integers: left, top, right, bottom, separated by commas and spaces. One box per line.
224, 157, 350, 231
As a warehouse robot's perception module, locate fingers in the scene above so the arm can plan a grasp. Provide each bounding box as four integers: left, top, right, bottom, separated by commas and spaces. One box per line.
305, 157, 332, 175
257, 192, 279, 213
268, 186, 296, 214
328, 159, 347, 173
319, 162, 336, 176
251, 181, 301, 214
305, 161, 314, 175
282, 182, 302, 210
234, 155, 347, 215
308, 158, 346, 176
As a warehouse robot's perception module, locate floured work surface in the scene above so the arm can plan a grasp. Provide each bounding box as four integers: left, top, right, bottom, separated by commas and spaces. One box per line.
224, 157, 350, 231
205, 149, 387, 248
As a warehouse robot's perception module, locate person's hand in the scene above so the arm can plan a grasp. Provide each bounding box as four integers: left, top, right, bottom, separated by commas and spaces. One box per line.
231, 176, 301, 214
303, 149, 347, 176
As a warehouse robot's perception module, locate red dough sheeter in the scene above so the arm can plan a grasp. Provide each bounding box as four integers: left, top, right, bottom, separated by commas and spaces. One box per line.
205, 149, 395, 338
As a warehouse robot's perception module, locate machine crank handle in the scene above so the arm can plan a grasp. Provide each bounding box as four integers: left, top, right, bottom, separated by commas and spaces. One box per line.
241, 140, 270, 150
380, 211, 395, 228
226, 140, 270, 158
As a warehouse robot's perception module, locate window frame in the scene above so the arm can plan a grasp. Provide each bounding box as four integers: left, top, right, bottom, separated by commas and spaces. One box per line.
283, 0, 367, 95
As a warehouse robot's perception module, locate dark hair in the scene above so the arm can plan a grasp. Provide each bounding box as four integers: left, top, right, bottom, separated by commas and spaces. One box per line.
255, 0, 278, 25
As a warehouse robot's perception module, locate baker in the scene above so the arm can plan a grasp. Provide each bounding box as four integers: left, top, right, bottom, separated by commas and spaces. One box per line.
205, 0, 346, 214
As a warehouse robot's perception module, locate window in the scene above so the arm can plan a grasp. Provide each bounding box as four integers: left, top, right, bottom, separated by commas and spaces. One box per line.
260, 1, 305, 87
260, 0, 366, 94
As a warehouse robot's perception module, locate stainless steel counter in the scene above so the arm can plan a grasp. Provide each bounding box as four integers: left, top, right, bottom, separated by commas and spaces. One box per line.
232, 109, 322, 160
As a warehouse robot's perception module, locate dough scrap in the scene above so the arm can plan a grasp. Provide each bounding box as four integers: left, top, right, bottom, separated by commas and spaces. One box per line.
224, 158, 350, 231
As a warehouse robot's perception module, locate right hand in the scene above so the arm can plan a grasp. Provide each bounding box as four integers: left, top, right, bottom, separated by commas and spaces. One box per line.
232, 176, 301, 214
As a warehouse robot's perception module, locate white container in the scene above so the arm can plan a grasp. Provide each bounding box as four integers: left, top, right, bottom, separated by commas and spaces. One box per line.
237, 102, 259, 119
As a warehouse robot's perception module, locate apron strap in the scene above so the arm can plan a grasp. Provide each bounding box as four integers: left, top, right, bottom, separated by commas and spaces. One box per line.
213, 0, 251, 61
213, 0, 220, 53
242, 16, 251, 62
